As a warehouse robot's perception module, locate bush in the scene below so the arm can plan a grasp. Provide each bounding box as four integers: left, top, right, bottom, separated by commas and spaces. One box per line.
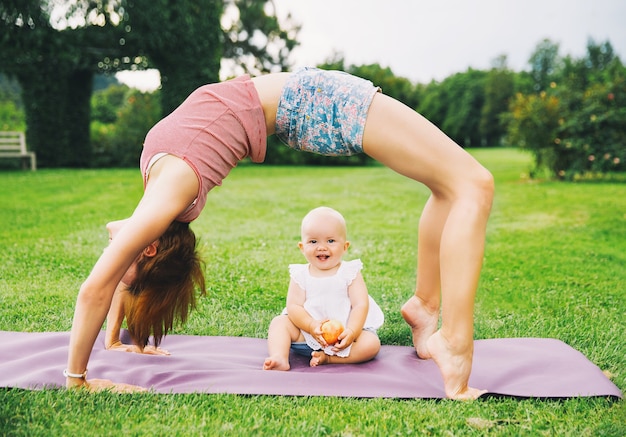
0, 100, 25, 131
91, 84, 129, 124
505, 90, 561, 177
555, 80, 625, 179
506, 75, 625, 180
505, 40, 626, 180
91, 89, 161, 167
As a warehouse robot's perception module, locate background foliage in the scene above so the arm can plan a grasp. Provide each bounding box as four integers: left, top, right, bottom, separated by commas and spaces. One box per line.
0, 2, 624, 179
0, 0, 295, 167
506, 39, 625, 180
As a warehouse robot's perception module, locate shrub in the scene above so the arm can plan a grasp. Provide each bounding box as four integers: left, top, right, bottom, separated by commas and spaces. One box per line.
506, 77, 625, 180
555, 80, 625, 179
0, 100, 25, 131
505, 90, 561, 177
91, 84, 129, 124
91, 89, 161, 167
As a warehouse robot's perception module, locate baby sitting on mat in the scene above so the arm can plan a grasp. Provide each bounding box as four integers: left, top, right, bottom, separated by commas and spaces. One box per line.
263, 206, 384, 370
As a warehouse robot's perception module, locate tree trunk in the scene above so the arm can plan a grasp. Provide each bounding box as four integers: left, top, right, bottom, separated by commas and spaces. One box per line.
65, 69, 94, 167
19, 64, 69, 168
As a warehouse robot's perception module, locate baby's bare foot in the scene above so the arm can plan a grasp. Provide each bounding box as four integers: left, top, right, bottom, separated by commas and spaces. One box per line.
427, 330, 486, 400
263, 356, 290, 371
310, 351, 330, 367
401, 295, 439, 359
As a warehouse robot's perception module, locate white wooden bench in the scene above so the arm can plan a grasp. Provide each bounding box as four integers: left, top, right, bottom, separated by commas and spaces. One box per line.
0, 131, 37, 171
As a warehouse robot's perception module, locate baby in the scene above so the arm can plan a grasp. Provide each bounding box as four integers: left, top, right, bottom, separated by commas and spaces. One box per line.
263, 206, 384, 370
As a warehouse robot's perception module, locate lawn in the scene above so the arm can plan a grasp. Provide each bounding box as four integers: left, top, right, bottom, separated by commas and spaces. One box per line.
0, 148, 624, 436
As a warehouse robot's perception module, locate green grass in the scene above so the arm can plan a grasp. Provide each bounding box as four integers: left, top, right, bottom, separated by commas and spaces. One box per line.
0, 148, 624, 436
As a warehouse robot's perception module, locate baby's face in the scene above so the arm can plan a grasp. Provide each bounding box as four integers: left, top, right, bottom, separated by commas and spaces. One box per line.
299, 215, 349, 273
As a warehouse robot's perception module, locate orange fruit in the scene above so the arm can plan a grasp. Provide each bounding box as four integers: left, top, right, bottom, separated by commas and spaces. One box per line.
321, 319, 344, 345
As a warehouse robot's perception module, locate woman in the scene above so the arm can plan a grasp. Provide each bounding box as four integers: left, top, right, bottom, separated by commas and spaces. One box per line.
66, 67, 493, 399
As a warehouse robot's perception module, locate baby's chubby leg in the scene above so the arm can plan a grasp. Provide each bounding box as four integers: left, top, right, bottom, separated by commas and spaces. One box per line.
263, 315, 302, 371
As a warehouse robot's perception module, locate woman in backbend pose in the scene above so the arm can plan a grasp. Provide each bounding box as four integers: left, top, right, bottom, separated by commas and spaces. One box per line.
66, 67, 493, 399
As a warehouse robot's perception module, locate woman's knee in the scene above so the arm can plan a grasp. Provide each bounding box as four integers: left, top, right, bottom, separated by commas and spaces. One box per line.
440, 165, 494, 216
437, 163, 494, 206
477, 167, 495, 209
470, 166, 495, 205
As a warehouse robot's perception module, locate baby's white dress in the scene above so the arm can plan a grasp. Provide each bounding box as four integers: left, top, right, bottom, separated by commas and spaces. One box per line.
287, 259, 385, 357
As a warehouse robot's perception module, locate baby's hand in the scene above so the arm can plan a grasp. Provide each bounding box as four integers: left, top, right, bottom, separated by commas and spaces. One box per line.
332, 327, 355, 352
309, 319, 329, 347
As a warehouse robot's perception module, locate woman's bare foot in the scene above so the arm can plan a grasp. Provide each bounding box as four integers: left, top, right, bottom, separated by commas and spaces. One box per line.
263, 356, 290, 371
426, 330, 486, 400
401, 295, 439, 359
310, 351, 330, 367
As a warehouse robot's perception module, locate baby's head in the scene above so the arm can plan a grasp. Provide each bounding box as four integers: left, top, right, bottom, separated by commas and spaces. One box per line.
299, 207, 350, 272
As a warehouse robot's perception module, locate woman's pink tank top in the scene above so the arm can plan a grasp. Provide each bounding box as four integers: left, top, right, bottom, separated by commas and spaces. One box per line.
140, 75, 267, 222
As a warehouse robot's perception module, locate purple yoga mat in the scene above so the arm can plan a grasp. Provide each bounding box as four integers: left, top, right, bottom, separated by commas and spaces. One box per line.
0, 331, 621, 399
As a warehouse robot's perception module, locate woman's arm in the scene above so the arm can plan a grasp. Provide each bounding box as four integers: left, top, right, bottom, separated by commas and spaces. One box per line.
104, 282, 171, 355
66, 155, 198, 390
104, 281, 127, 349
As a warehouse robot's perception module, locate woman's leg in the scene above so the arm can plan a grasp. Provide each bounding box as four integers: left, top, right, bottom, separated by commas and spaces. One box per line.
263, 315, 302, 371
399, 194, 448, 358
362, 94, 494, 399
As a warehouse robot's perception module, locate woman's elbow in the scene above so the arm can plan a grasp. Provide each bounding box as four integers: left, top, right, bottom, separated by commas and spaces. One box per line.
77, 280, 112, 308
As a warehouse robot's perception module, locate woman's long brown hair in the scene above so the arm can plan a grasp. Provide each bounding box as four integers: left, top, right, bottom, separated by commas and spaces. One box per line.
124, 221, 206, 348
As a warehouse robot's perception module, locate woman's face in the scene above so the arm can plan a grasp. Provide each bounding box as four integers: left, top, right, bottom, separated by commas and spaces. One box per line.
106, 219, 138, 286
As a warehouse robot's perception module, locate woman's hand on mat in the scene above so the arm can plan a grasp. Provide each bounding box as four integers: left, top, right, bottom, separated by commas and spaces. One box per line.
107, 340, 170, 355
141, 345, 170, 355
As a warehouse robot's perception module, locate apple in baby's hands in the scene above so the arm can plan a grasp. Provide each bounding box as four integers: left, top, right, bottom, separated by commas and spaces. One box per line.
321, 319, 344, 345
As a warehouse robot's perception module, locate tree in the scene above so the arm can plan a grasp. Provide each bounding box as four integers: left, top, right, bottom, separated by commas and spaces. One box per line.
417, 81, 448, 133
0, 73, 25, 131
222, 0, 300, 76
347, 63, 421, 110
506, 91, 561, 176
419, 69, 487, 147
506, 39, 625, 179
124, 0, 223, 116
91, 88, 162, 167
480, 56, 515, 146
0, 1, 134, 166
0, 0, 298, 167
528, 39, 561, 92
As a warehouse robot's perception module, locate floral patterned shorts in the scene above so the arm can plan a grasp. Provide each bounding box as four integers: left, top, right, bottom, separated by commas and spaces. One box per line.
275, 67, 380, 156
